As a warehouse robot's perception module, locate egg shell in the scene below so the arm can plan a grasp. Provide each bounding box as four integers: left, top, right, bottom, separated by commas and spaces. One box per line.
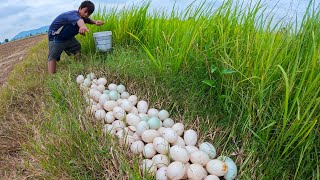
122, 135, 135, 146
158, 127, 166, 135
96, 103, 103, 110
129, 106, 139, 114
116, 129, 125, 139
153, 137, 170, 154
76, 75, 84, 84
187, 163, 208, 180
108, 83, 117, 91
132, 132, 141, 141
199, 142, 217, 159
158, 109, 170, 120
172, 123, 184, 136
93, 90, 102, 102
136, 121, 150, 136
143, 143, 157, 158
141, 129, 160, 143
113, 106, 126, 120
184, 129, 198, 146
147, 108, 159, 117
217, 156, 237, 180
162, 118, 175, 128
156, 167, 168, 180
99, 94, 110, 106
137, 100, 149, 114
123, 127, 134, 136
128, 95, 138, 106
204, 175, 220, 180
169, 145, 190, 163
126, 113, 140, 126
167, 161, 187, 180
141, 159, 157, 176
130, 141, 144, 154
162, 128, 178, 143
120, 99, 133, 112
109, 90, 120, 101
190, 150, 210, 166
148, 117, 161, 130
206, 159, 228, 176
116, 84, 126, 93
152, 154, 170, 168
103, 124, 116, 135
139, 113, 149, 121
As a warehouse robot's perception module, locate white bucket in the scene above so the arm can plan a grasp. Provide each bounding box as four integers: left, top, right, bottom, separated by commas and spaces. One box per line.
93, 31, 112, 52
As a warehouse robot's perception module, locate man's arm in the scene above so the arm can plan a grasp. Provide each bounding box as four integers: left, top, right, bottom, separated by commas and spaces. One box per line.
77, 19, 89, 35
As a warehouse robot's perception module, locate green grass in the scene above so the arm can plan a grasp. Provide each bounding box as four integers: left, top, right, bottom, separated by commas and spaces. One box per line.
1, 0, 319, 179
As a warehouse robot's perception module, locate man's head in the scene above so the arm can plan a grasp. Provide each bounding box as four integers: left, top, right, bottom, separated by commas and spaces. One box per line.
78, 1, 95, 18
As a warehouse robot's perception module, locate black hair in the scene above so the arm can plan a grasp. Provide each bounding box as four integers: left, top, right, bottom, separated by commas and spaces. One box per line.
79, 1, 95, 14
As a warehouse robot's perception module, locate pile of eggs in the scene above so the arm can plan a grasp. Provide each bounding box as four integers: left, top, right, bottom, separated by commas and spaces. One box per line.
76, 73, 237, 180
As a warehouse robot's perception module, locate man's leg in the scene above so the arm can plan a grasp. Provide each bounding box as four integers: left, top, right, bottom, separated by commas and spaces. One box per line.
48, 60, 57, 74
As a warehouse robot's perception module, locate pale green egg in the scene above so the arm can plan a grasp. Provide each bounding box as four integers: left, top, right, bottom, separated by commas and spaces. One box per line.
148, 117, 161, 129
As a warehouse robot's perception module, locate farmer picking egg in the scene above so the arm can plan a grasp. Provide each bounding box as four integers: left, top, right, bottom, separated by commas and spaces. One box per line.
76, 73, 238, 179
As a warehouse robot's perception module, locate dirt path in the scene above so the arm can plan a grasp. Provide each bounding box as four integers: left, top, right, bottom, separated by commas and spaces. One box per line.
0, 35, 46, 86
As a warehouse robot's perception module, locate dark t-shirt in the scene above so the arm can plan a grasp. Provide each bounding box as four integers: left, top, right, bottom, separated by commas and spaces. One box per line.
48, 10, 91, 41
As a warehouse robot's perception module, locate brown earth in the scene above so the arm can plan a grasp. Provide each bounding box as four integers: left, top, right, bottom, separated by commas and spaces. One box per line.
0, 35, 46, 86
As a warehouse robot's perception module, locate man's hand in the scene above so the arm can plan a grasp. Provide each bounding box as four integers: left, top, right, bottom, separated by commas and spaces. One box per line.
79, 26, 89, 35
95, 20, 104, 26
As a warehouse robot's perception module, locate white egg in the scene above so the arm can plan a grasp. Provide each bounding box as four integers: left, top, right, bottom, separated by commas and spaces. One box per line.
108, 83, 117, 91
103, 100, 118, 111
199, 142, 217, 159
97, 77, 107, 85
99, 94, 109, 106
137, 100, 149, 113
132, 133, 141, 141
95, 109, 106, 120
130, 140, 144, 154
141, 129, 160, 143
182, 162, 190, 179
162, 128, 178, 143
116, 98, 123, 106
136, 121, 150, 136
153, 137, 170, 154
129, 106, 139, 114
122, 135, 135, 146
167, 161, 187, 180
128, 95, 138, 106
172, 136, 186, 147
206, 159, 228, 176
190, 150, 210, 166
112, 120, 126, 131
169, 145, 190, 163
158, 109, 169, 120
96, 103, 103, 110
79, 83, 88, 92
76, 75, 84, 84
156, 167, 168, 180
105, 112, 115, 124
120, 91, 130, 99
185, 146, 199, 154
158, 127, 165, 135
126, 113, 140, 126
113, 106, 126, 120
152, 154, 170, 168
147, 108, 159, 117
172, 123, 184, 136
204, 175, 220, 180
139, 113, 149, 121
97, 84, 105, 92
116, 129, 125, 139
103, 124, 116, 135
116, 84, 126, 93
90, 84, 97, 90
89, 89, 96, 98
143, 143, 157, 158
162, 118, 174, 128
83, 78, 91, 87
87, 72, 95, 80
93, 90, 102, 102
121, 99, 133, 112
184, 129, 198, 146
123, 127, 134, 136
217, 156, 237, 180
187, 163, 208, 180
140, 159, 157, 176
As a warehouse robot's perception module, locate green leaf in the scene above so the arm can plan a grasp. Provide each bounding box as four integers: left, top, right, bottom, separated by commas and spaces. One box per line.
211, 65, 217, 73
221, 69, 236, 74
202, 80, 216, 87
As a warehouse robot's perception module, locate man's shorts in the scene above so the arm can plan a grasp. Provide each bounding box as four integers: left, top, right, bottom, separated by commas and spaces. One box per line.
48, 37, 81, 61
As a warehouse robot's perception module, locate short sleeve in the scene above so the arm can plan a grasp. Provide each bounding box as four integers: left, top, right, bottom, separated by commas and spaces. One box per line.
68, 13, 81, 26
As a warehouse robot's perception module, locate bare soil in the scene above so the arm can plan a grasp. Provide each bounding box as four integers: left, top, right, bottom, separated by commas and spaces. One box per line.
0, 35, 46, 86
